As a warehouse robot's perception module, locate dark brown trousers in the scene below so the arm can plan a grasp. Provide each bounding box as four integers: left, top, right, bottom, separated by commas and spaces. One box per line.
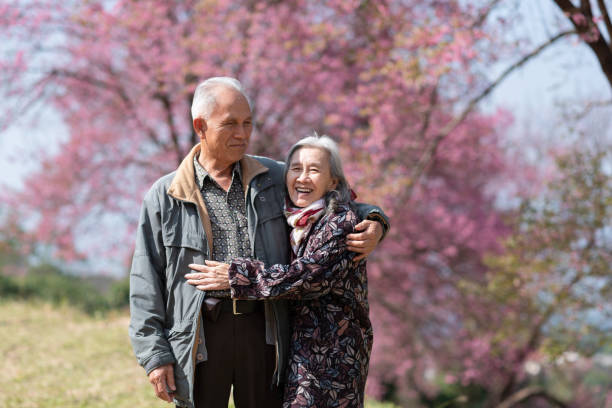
192, 304, 283, 408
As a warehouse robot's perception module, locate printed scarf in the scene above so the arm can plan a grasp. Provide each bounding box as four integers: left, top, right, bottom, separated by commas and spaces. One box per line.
285, 198, 326, 255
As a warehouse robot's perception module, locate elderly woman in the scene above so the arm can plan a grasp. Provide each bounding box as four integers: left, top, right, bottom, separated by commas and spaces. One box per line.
185, 134, 373, 408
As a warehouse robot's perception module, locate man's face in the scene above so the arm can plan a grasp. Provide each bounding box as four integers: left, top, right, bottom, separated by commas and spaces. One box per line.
199, 87, 252, 165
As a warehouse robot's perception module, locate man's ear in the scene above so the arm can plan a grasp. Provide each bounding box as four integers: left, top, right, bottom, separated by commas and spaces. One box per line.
193, 118, 207, 136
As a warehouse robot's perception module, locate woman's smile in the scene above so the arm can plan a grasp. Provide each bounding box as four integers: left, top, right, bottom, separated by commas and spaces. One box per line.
286, 147, 338, 208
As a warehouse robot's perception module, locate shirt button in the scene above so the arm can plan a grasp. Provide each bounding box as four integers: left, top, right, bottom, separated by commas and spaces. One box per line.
197, 353, 204, 361
198, 338, 202, 345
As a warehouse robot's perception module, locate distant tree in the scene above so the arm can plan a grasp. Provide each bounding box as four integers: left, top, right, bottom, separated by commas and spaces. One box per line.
459, 145, 612, 407
0, 0, 584, 403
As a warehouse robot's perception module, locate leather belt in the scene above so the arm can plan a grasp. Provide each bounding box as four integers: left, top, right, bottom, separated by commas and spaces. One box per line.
203, 298, 262, 321
221, 299, 261, 315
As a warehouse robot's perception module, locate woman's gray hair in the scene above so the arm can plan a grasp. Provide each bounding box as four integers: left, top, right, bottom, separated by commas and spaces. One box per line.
284, 133, 352, 214
191, 77, 252, 120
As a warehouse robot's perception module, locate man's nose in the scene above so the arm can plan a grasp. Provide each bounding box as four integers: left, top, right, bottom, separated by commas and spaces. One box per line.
235, 123, 249, 139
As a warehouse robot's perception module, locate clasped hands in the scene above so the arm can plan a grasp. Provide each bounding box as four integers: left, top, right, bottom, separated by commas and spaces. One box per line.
185, 260, 230, 291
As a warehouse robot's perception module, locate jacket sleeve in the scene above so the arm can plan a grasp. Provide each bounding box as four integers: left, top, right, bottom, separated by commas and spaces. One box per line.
354, 202, 390, 241
228, 210, 358, 300
128, 188, 176, 374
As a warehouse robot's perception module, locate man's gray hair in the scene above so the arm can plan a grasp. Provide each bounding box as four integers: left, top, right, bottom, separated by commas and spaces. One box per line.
191, 77, 252, 120
284, 133, 352, 214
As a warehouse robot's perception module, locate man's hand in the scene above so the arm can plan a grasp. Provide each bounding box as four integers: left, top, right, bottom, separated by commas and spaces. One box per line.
346, 219, 383, 261
186, 260, 231, 291
148, 363, 176, 403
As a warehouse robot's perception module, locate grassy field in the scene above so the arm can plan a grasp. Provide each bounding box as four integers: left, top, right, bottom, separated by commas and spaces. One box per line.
0, 300, 396, 408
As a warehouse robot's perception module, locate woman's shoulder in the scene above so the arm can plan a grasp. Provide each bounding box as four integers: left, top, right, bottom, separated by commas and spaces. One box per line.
322, 203, 359, 234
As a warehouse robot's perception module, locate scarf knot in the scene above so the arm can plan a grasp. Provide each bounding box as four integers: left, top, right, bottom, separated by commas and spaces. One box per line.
285, 199, 326, 255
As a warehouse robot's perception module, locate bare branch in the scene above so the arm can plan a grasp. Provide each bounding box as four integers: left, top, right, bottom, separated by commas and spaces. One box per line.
596, 0, 612, 51
580, 0, 594, 16
472, 0, 504, 28
570, 98, 612, 120
497, 235, 596, 401
496, 386, 567, 408
404, 29, 576, 199
49, 68, 166, 149
553, 0, 612, 88
418, 84, 439, 140
553, 0, 580, 15
154, 89, 184, 165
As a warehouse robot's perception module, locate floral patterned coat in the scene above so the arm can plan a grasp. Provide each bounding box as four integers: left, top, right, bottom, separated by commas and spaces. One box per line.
228, 204, 373, 408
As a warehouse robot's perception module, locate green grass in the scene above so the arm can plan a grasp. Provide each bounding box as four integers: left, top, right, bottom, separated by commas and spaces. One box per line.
0, 300, 396, 407
0, 300, 163, 408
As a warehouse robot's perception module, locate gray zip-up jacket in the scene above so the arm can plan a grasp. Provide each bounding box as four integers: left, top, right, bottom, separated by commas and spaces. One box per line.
129, 144, 388, 408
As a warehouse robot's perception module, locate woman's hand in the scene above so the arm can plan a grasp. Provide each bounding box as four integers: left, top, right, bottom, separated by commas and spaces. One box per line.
185, 260, 230, 291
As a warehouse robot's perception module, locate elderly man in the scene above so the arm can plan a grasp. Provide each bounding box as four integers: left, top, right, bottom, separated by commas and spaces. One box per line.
129, 77, 388, 408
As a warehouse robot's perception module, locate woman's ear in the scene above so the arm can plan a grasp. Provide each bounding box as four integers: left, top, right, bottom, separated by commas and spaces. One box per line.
328, 178, 339, 191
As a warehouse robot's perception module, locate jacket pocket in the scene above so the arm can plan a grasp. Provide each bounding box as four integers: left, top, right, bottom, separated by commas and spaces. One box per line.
164, 320, 195, 381
253, 184, 285, 223
162, 232, 208, 277
163, 231, 207, 253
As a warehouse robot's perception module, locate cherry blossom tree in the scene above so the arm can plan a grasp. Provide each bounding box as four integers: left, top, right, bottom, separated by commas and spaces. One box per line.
1, 0, 592, 405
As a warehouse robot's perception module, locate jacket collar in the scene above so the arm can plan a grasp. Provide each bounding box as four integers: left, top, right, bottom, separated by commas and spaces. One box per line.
166, 143, 270, 255
167, 143, 269, 203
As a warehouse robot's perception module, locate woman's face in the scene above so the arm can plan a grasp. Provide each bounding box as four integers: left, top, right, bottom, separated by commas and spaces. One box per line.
286, 147, 338, 208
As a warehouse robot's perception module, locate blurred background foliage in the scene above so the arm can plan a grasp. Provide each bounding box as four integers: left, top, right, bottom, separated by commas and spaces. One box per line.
1, 0, 612, 407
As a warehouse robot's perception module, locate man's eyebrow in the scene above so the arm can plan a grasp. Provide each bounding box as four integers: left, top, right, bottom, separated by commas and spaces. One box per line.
220, 116, 252, 123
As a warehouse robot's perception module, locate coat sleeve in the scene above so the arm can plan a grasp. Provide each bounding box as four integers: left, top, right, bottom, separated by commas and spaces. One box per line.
353, 202, 390, 241
228, 210, 358, 300
128, 188, 176, 374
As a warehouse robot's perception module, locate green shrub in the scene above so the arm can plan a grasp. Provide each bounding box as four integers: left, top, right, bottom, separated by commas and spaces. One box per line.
0, 273, 21, 297
19, 264, 110, 314
107, 276, 130, 309
1, 264, 132, 315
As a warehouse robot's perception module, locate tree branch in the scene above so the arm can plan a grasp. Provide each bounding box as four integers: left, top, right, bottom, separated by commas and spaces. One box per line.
596, 0, 612, 51
50, 68, 164, 148
404, 29, 576, 199
553, 0, 580, 14
496, 386, 567, 408
553, 0, 612, 88
472, 0, 504, 28
580, 0, 594, 17
570, 98, 612, 120
154, 89, 184, 165
497, 235, 596, 402
418, 84, 439, 140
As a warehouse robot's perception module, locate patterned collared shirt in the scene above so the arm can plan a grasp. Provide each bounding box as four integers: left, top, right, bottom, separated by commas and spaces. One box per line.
194, 156, 251, 298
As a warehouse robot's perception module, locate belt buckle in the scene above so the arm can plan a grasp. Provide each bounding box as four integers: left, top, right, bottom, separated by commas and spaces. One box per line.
232, 299, 243, 315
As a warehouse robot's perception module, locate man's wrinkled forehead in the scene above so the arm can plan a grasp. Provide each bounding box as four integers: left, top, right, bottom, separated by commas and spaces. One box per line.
210, 85, 252, 117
